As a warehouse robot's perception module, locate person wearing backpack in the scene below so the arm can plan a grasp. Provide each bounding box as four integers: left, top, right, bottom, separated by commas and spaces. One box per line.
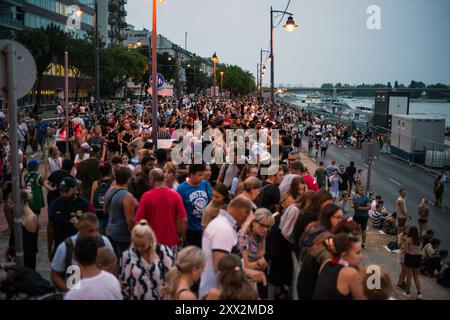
90, 162, 114, 235
24, 160, 45, 216
50, 212, 114, 292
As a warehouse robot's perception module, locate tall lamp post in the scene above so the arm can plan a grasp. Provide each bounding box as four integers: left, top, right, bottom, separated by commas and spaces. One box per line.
77, 1, 100, 114
150, 0, 166, 148
211, 52, 218, 106
220, 71, 224, 95
270, 7, 298, 119
259, 49, 270, 99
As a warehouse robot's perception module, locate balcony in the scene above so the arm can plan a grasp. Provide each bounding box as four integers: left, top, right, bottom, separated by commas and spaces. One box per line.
0, 16, 23, 30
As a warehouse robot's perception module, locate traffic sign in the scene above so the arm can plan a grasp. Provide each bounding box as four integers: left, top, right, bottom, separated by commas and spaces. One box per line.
0, 40, 37, 99
149, 73, 165, 89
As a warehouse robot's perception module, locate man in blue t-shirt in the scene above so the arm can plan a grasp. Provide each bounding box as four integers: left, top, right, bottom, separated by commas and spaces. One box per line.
353, 184, 371, 248
177, 164, 212, 248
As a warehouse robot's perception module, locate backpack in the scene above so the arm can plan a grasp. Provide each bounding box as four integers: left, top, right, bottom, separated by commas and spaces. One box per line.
387, 241, 399, 252
24, 172, 44, 211
93, 178, 114, 218
437, 263, 450, 287
64, 235, 106, 278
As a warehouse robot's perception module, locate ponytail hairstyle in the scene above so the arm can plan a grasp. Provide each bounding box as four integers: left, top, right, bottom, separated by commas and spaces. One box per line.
161, 246, 206, 300
217, 254, 259, 300
324, 232, 360, 259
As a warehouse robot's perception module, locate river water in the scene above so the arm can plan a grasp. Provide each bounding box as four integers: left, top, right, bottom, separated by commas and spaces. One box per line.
292, 96, 450, 127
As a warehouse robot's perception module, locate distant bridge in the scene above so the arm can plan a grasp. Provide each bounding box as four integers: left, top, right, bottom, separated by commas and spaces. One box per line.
261, 87, 450, 97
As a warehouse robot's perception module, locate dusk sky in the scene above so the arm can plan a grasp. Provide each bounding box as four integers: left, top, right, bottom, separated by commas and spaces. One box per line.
126, 0, 450, 87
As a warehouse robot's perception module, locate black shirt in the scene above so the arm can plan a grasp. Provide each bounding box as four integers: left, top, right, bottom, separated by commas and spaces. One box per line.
346, 165, 356, 180
48, 196, 93, 252
47, 169, 71, 206
259, 182, 280, 213
130, 172, 151, 201
338, 171, 349, 191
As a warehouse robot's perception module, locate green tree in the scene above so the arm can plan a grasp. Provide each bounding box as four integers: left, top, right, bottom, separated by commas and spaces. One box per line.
14, 24, 69, 108
100, 45, 147, 97
387, 82, 392, 88
321, 83, 334, 89
66, 34, 95, 100
408, 80, 426, 99
218, 65, 255, 96
394, 81, 399, 88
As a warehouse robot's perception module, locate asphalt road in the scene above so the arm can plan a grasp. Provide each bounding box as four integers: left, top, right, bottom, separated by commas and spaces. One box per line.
302, 139, 450, 250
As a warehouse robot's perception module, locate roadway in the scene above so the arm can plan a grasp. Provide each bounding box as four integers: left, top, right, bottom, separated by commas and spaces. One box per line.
301, 138, 450, 250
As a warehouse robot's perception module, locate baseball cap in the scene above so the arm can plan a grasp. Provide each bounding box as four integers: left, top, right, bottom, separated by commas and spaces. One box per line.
59, 176, 78, 191
27, 159, 39, 169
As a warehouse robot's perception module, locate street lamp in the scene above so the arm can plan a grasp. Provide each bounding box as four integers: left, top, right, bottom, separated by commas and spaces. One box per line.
150, 0, 166, 148
211, 52, 218, 106
270, 7, 298, 119
220, 71, 224, 95
283, 16, 298, 32
259, 49, 271, 100
77, 2, 100, 115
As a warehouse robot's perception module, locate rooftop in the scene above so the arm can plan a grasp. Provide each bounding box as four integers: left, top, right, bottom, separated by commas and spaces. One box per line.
391, 114, 446, 121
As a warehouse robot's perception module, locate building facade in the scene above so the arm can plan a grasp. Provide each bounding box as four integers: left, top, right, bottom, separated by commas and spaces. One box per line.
0, 0, 126, 104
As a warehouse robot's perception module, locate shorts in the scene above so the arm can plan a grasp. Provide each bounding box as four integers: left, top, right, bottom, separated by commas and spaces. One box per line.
418, 218, 428, 224
404, 254, 422, 269
331, 191, 339, 198
398, 218, 407, 229
353, 216, 369, 231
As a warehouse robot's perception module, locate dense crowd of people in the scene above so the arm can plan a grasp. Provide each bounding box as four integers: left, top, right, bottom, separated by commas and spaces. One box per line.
0, 95, 447, 300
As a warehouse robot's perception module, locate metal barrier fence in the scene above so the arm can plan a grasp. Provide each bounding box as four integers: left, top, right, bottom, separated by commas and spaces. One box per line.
380, 132, 450, 170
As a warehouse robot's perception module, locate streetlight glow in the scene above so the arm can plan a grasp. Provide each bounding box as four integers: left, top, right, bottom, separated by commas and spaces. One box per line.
211, 52, 218, 64
283, 15, 298, 32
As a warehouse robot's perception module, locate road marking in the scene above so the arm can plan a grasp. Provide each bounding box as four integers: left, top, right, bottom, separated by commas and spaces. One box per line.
344, 153, 350, 158
389, 178, 401, 186
363, 164, 369, 167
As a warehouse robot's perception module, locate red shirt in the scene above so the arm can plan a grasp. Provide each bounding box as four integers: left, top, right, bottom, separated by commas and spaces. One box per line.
303, 174, 319, 191
135, 187, 187, 247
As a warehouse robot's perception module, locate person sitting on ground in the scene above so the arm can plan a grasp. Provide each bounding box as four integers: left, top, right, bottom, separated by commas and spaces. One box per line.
382, 212, 397, 236
421, 238, 444, 277
421, 230, 434, 249
369, 203, 389, 229
64, 236, 123, 300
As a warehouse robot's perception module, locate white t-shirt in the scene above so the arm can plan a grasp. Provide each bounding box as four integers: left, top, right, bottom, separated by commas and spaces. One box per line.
199, 209, 238, 298
64, 270, 123, 300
